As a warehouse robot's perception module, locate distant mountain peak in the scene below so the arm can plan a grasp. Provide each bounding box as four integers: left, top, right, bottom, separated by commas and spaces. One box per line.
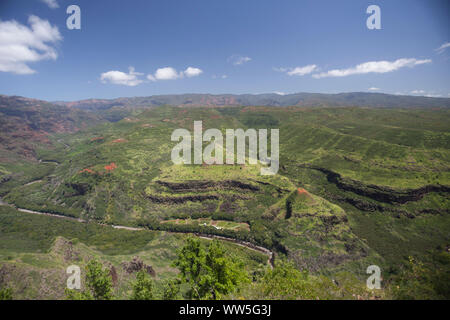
49, 92, 450, 111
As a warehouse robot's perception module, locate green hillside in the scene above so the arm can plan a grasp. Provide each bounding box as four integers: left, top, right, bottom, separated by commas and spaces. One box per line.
1, 102, 449, 299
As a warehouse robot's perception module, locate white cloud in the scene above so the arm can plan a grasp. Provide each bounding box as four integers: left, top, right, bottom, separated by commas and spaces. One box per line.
312, 58, 431, 79
435, 42, 450, 54
288, 65, 317, 76
394, 91, 445, 97
100, 66, 143, 86
184, 66, 203, 78
368, 87, 380, 91
409, 90, 443, 98
0, 15, 62, 74
274, 65, 317, 76
147, 66, 203, 81
41, 0, 59, 9
228, 55, 251, 66
149, 67, 181, 81
273, 91, 286, 95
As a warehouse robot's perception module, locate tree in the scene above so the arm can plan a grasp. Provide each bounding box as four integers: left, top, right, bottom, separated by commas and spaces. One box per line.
173, 237, 249, 299
163, 279, 181, 300
0, 287, 13, 300
391, 256, 445, 300
132, 270, 154, 300
64, 287, 92, 300
260, 259, 315, 300
173, 237, 206, 299
85, 259, 114, 300
203, 240, 249, 299
66, 259, 113, 300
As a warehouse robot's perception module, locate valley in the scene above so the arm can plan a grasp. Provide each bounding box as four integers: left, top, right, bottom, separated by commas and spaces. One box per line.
0, 93, 449, 299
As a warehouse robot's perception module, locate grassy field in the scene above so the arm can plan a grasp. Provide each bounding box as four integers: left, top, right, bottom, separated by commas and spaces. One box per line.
0, 205, 267, 299
160, 218, 250, 232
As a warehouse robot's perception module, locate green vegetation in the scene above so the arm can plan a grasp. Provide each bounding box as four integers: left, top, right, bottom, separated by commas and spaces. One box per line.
257, 260, 319, 300
131, 270, 155, 300
0, 206, 267, 300
390, 254, 450, 300
162, 279, 181, 300
0, 287, 13, 300
66, 259, 113, 300
0, 102, 449, 300
173, 238, 249, 300
247, 260, 361, 300
160, 218, 249, 232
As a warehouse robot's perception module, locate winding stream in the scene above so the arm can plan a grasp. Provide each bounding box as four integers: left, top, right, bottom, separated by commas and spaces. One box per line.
0, 197, 274, 267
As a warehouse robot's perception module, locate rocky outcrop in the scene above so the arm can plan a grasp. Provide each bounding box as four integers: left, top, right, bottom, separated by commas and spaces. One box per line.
327, 193, 448, 217
146, 193, 219, 204
156, 180, 260, 192
65, 182, 91, 196
121, 257, 156, 277
0, 175, 12, 185
109, 266, 118, 286
300, 164, 450, 204
319, 214, 348, 226
146, 180, 259, 204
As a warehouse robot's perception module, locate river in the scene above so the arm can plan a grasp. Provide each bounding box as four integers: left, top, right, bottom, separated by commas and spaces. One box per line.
0, 197, 274, 267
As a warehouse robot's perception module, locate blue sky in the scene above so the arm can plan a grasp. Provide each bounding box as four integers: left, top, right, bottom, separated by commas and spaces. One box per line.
0, 0, 448, 101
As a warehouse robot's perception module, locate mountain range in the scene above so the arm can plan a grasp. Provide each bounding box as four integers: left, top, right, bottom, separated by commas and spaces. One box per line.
53, 92, 450, 111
